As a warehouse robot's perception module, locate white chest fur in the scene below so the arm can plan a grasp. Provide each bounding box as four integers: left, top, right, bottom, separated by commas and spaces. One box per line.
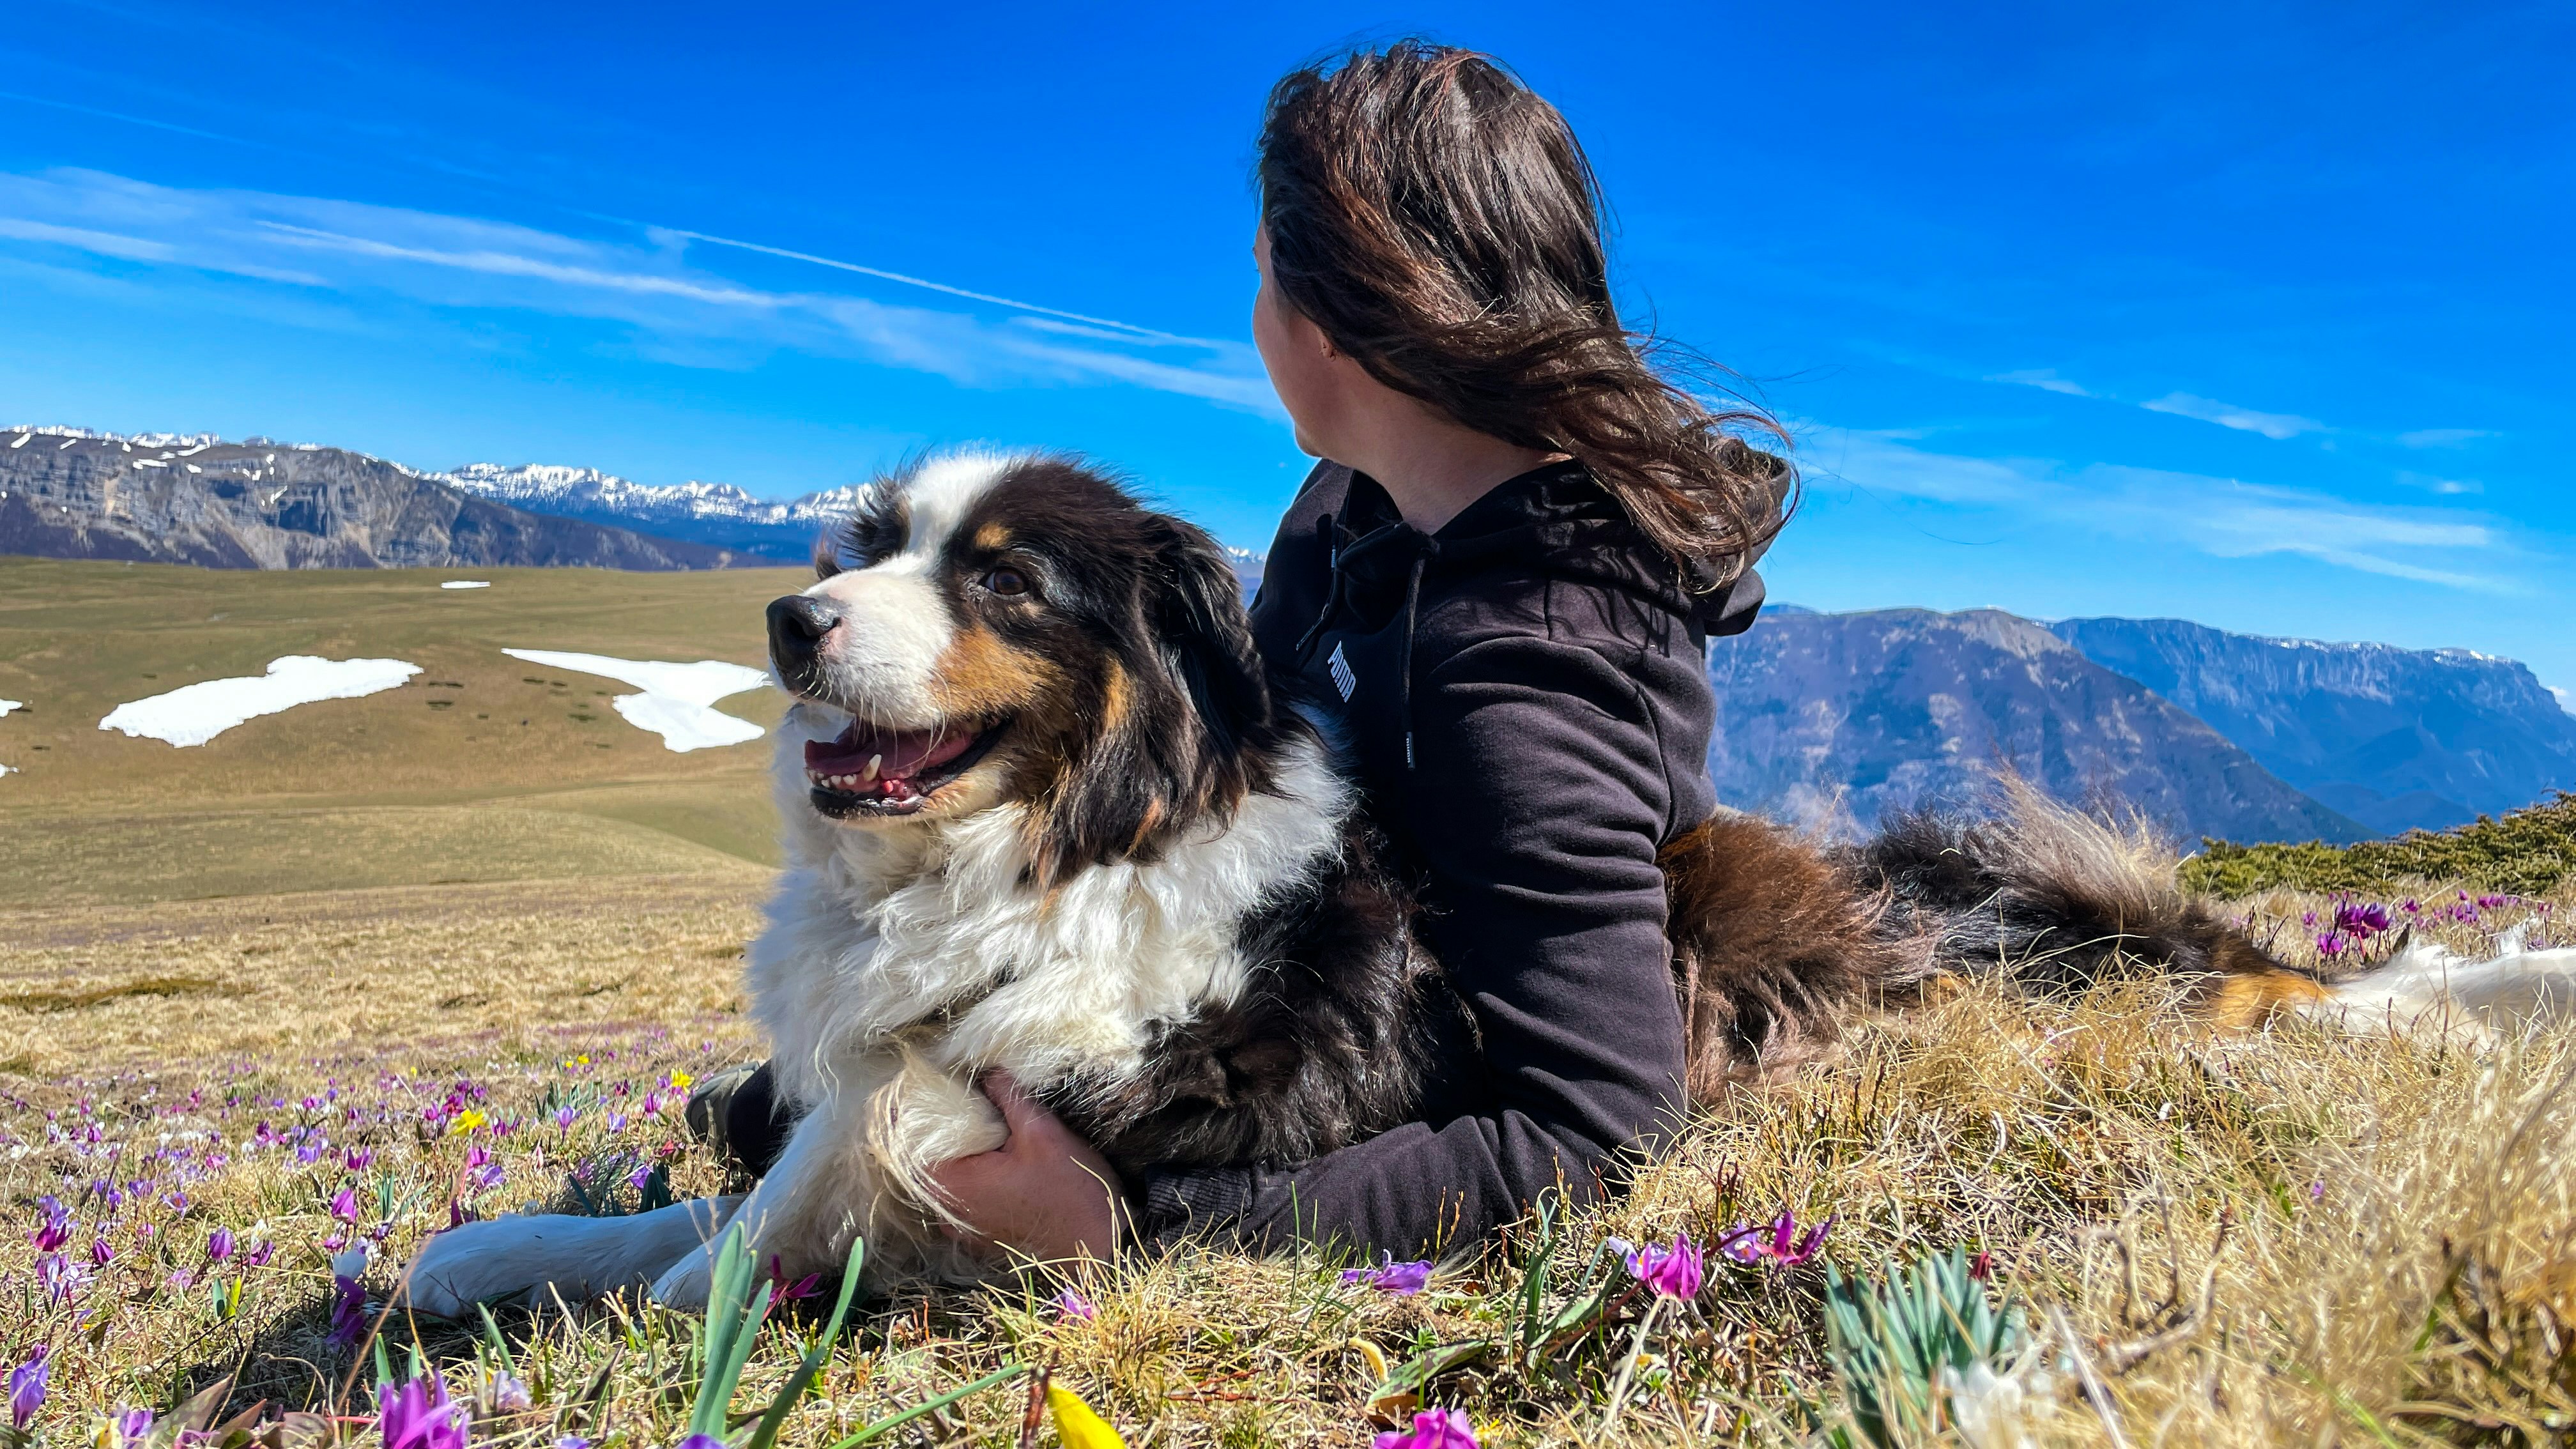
749, 729, 1352, 1112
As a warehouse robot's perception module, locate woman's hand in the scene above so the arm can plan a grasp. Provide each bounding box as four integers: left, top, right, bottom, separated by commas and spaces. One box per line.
930, 1071, 1126, 1262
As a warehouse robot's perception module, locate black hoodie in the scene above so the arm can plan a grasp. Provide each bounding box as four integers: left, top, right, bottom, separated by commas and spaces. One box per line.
1133, 458, 1765, 1256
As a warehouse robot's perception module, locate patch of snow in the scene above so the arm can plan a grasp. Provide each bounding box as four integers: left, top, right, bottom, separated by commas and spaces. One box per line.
440, 581, 492, 590
0, 763, 13, 778
0, 700, 20, 717
7, 433, 26, 448
501, 648, 767, 753
98, 656, 421, 747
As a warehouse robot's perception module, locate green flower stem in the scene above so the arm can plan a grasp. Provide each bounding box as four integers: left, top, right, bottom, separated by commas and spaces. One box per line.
1599, 1294, 1666, 1433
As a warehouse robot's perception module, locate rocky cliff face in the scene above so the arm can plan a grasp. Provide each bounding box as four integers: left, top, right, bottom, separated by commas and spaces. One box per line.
2050, 617, 2576, 833
1706, 606, 2372, 844
2, 428, 746, 570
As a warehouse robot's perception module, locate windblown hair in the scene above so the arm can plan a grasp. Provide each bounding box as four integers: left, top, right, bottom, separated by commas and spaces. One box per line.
1257, 40, 1794, 583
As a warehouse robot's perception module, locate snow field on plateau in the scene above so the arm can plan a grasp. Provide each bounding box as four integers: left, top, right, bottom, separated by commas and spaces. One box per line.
97, 657, 421, 747
501, 648, 769, 752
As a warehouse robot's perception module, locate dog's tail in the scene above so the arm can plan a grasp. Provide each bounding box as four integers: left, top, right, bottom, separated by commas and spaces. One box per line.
1660, 781, 2331, 1101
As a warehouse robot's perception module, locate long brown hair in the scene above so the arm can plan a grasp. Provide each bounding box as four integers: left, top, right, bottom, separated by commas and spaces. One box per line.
1258, 42, 1792, 583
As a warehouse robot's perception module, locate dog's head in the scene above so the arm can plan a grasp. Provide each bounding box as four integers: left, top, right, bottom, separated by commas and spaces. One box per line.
770, 452, 1280, 885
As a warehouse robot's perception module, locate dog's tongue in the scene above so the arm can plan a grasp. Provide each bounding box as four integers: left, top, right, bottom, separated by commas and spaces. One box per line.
804, 721, 975, 782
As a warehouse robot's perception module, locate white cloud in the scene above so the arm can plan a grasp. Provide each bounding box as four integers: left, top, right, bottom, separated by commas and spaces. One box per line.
0, 167, 1281, 415
1805, 429, 2517, 594
1985, 368, 2094, 397
2398, 427, 2496, 448
2139, 392, 2326, 440
2397, 470, 2483, 496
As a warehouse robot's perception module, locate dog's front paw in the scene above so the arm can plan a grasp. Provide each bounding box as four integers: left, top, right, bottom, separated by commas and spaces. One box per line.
399, 1219, 549, 1319
649, 1246, 716, 1308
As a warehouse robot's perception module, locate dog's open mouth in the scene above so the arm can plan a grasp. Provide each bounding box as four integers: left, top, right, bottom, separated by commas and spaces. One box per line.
803, 717, 1007, 818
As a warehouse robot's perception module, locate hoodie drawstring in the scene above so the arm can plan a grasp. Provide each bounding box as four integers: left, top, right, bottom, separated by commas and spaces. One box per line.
1291, 518, 1438, 771
1399, 540, 1435, 771
1292, 542, 1347, 665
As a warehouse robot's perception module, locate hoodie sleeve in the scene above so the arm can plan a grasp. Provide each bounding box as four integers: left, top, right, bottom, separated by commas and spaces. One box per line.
1135, 614, 1691, 1257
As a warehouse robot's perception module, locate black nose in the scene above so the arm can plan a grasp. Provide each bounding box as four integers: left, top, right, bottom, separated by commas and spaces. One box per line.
767, 594, 843, 681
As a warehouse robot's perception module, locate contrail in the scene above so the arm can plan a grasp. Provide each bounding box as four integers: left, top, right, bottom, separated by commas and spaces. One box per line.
661, 228, 1218, 347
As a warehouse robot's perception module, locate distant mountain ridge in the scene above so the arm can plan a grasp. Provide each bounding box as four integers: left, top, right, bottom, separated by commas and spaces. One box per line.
436, 463, 855, 562
441, 459, 1270, 586
2050, 617, 2576, 834
3, 425, 749, 571
1705, 606, 2375, 845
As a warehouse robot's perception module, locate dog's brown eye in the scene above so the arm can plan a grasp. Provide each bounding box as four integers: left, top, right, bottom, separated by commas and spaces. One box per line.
981, 567, 1030, 597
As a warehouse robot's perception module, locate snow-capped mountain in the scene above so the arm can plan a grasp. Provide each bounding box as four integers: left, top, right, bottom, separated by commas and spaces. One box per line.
3, 425, 746, 571
439, 461, 1269, 586
436, 463, 855, 562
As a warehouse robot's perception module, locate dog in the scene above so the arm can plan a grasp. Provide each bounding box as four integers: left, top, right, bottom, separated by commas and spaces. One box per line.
401, 450, 2463, 1314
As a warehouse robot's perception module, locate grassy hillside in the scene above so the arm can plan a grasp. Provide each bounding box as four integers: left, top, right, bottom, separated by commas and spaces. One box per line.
0, 557, 804, 901
2183, 792, 2576, 899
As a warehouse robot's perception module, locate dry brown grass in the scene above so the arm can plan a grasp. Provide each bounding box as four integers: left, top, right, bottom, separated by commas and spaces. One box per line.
2, 875, 2569, 1446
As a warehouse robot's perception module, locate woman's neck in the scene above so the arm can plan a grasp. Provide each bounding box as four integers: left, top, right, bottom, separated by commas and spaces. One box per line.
1335, 403, 1563, 534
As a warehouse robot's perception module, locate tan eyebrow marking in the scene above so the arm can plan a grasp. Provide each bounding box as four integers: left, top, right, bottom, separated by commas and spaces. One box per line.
972, 522, 1013, 551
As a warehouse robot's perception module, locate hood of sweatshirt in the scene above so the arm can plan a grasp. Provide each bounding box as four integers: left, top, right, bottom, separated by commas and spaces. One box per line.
1291, 459, 1767, 668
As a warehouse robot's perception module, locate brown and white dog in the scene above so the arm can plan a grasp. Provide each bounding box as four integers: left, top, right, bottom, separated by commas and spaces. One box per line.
402, 450, 2468, 1313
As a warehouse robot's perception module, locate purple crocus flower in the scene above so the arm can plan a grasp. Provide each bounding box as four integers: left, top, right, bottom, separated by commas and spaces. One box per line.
36, 1251, 89, 1303
1055, 1287, 1099, 1321
1625, 1233, 1705, 1298
1341, 1252, 1433, 1295
243, 1239, 275, 1268
677, 1437, 728, 1449
31, 1200, 72, 1252
112, 1407, 156, 1446
89, 1236, 116, 1267
344, 1147, 375, 1172
766, 1255, 822, 1301
481, 1370, 533, 1414
328, 1186, 360, 1223
206, 1225, 236, 1263
553, 1105, 579, 1131
1374, 1407, 1477, 1449
1719, 1209, 1834, 1269
328, 1245, 371, 1346
2316, 933, 2348, 957
377, 1374, 468, 1449
2334, 901, 2393, 939
8, 1350, 47, 1430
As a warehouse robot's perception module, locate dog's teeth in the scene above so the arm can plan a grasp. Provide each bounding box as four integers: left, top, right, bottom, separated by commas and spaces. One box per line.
863, 755, 882, 783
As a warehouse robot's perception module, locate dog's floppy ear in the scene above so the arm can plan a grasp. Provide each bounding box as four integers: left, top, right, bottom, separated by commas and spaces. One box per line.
1031, 515, 1276, 888
1149, 514, 1271, 774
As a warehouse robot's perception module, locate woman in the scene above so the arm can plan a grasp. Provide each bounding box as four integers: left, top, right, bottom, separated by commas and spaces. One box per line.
709, 40, 1790, 1262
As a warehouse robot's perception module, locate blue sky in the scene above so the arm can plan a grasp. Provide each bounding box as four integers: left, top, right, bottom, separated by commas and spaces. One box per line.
3, 2, 2569, 693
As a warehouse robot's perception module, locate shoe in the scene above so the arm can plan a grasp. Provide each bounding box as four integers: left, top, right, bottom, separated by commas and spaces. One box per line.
683, 1061, 765, 1160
